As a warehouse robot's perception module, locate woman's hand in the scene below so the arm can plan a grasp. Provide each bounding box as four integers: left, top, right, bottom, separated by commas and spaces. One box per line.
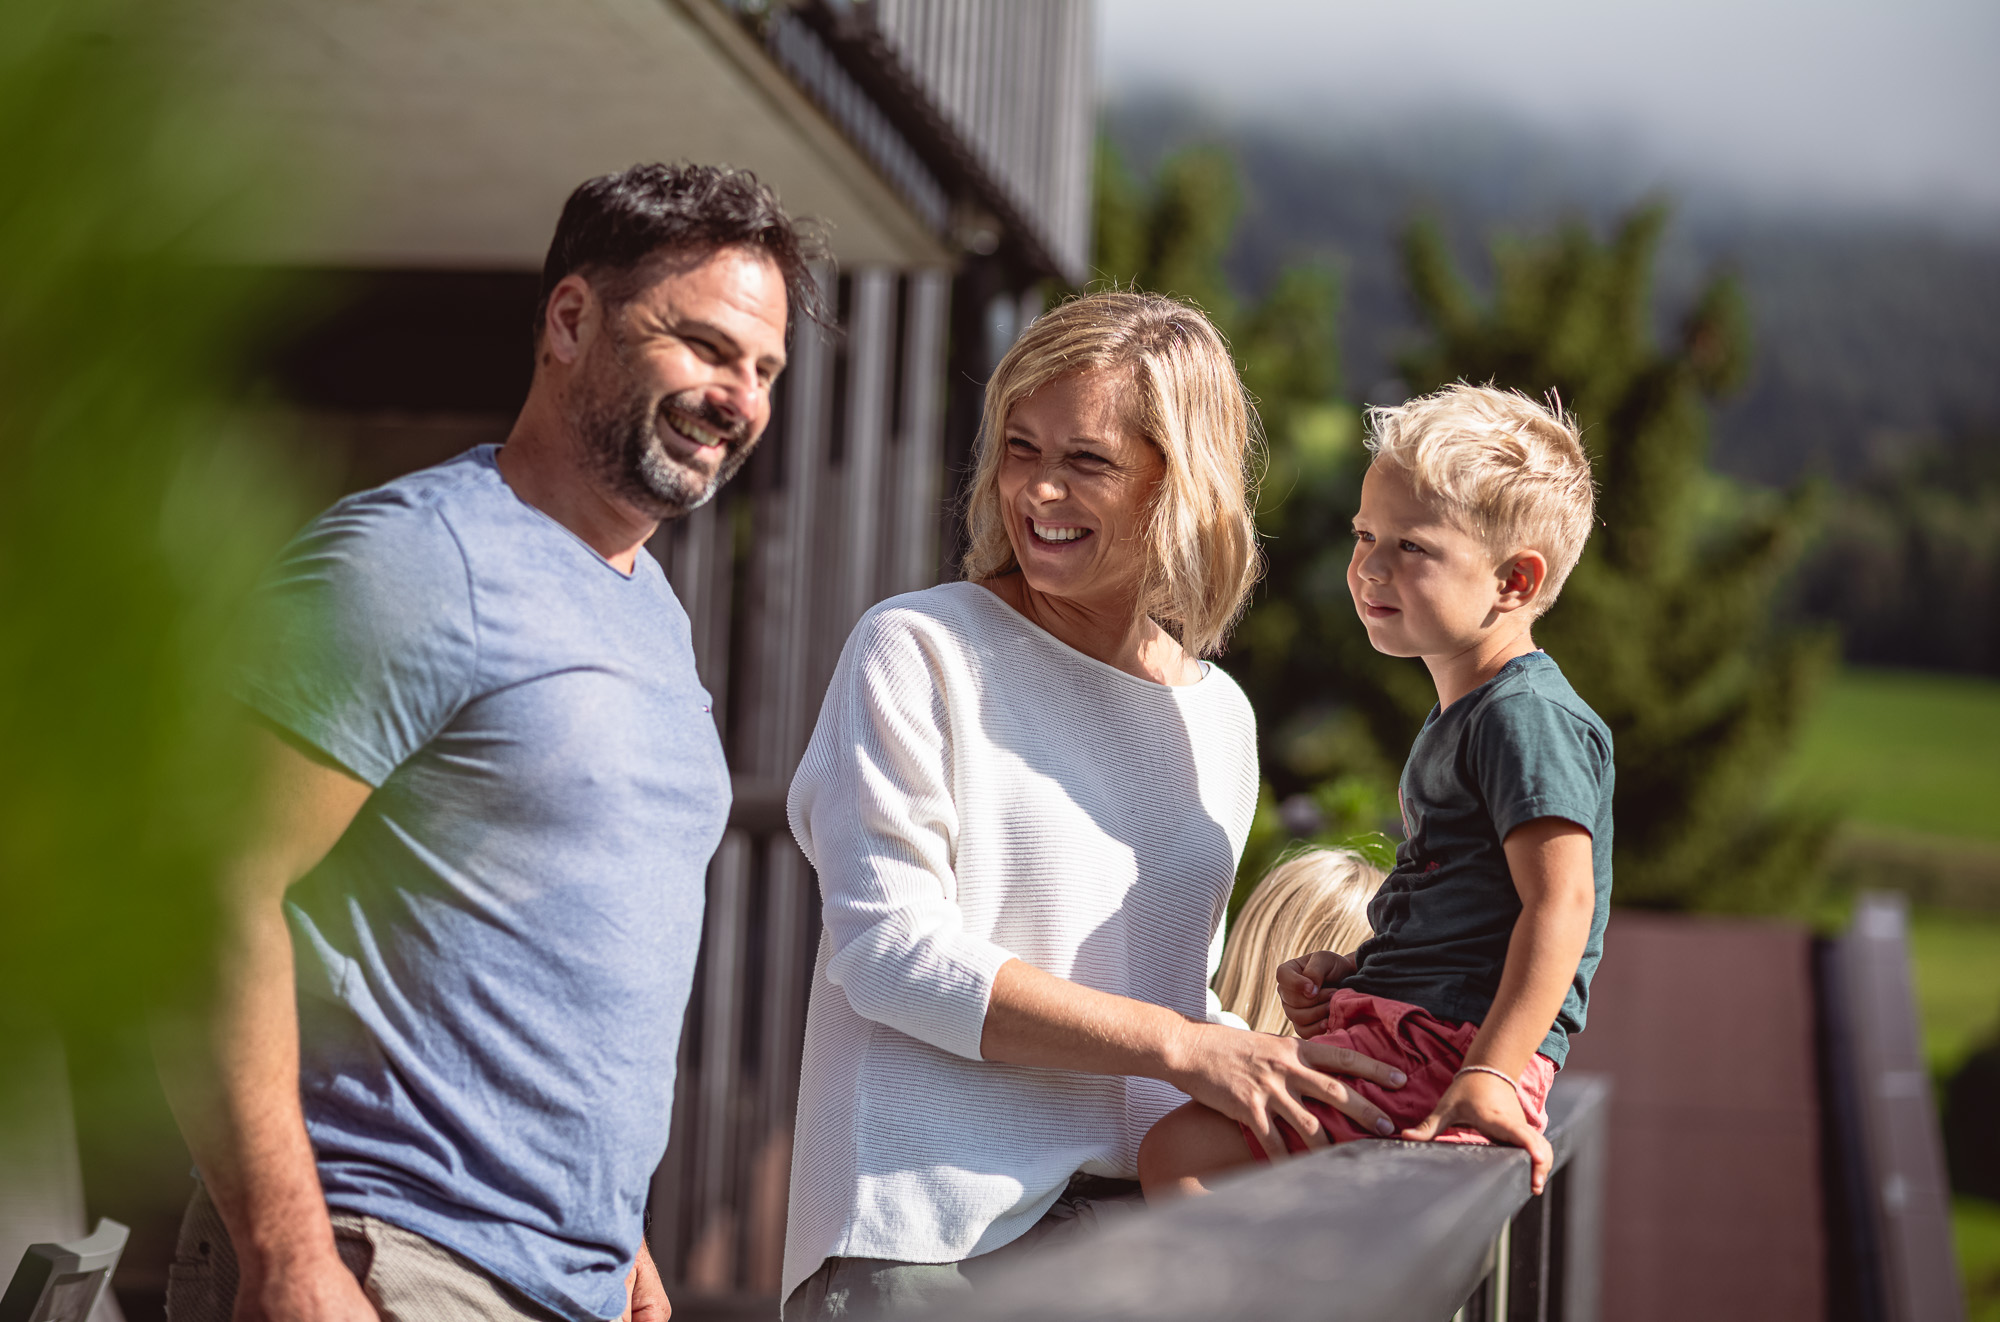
1275, 950, 1356, 1038
1163, 1019, 1406, 1158
980, 959, 1404, 1158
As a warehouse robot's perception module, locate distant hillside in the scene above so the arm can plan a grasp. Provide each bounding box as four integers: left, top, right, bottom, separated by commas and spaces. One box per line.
1104, 95, 2000, 487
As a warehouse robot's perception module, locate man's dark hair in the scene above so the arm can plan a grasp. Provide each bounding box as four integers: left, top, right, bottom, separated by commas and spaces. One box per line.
536, 162, 829, 341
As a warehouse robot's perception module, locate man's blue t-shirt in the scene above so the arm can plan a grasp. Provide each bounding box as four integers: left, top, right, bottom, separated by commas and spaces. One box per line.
1344, 650, 1614, 1066
237, 446, 729, 1321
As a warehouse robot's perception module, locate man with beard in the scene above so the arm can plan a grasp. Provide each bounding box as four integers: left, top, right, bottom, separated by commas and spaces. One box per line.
162, 164, 823, 1322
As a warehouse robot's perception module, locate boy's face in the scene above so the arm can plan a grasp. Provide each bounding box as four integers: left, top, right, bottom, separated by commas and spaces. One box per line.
1347, 463, 1534, 660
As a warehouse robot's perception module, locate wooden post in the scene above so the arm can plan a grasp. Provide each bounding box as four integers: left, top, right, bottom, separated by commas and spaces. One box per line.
1828, 893, 1965, 1322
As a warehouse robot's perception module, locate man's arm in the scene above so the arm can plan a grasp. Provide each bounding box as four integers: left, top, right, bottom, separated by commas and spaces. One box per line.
158, 724, 379, 1322
623, 1238, 670, 1322
1399, 817, 1596, 1193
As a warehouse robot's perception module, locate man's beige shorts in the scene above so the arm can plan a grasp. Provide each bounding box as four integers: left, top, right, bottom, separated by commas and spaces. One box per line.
165, 1182, 562, 1322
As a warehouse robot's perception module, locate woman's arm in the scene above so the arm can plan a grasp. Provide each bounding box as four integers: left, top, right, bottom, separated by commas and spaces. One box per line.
980, 958, 1405, 1156
799, 610, 1405, 1153
1399, 817, 1596, 1192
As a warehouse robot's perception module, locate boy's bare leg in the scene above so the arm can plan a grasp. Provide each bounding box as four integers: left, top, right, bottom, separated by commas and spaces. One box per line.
1138, 1101, 1262, 1201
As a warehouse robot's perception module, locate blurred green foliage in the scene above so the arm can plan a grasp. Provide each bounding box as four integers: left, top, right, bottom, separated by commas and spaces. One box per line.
0, 0, 311, 1051
1786, 669, 2000, 846
1905, 908, 2000, 1319
1092, 139, 1834, 914
1795, 428, 2000, 676
1907, 908, 2000, 1083
1953, 1195, 2000, 1322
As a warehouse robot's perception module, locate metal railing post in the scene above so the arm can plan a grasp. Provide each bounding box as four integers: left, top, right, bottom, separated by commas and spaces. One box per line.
1553, 1077, 1607, 1322
1506, 1186, 1553, 1322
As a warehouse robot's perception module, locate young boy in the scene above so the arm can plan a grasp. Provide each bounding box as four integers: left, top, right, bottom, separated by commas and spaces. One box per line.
1138, 383, 1613, 1199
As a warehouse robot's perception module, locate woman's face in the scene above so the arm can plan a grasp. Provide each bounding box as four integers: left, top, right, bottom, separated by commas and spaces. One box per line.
996, 370, 1164, 611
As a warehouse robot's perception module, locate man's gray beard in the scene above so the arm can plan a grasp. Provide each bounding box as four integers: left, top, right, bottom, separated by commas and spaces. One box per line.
581, 382, 754, 521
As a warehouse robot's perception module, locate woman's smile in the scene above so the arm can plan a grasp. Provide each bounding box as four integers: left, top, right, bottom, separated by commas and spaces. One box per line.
1027, 517, 1092, 546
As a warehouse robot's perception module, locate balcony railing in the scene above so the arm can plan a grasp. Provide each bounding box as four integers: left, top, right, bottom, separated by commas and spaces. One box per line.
921, 1074, 1612, 1322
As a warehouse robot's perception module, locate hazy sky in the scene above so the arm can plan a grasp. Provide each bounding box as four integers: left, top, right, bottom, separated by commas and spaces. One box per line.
1098, 0, 2000, 222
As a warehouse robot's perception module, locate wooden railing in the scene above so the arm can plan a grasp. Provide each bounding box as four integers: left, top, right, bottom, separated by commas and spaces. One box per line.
921, 1074, 1612, 1322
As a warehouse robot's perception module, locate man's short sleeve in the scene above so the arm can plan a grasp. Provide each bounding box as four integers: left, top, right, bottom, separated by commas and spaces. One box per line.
235, 494, 478, 787
1467, 691, 1610, 842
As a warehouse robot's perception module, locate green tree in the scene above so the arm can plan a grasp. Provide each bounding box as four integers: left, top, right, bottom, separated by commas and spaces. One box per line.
1796, 428, 2000, 674
1089, 140, 1394, 902
1228, 261, 1409, 883
1091, 141, 1833, 914
1091, 139, 1239, 321
1392, 207, 1836, 911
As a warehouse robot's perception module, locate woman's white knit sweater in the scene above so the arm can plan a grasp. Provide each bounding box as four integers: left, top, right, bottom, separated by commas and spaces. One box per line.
782, 582, 1260, 1299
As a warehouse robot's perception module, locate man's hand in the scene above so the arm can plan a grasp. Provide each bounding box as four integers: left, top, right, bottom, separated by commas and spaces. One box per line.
622, 1240, 670, 1322
236, 1251, 378, 1322
1401, 1069, 1555, 1194
1275, 950, 1356, 1038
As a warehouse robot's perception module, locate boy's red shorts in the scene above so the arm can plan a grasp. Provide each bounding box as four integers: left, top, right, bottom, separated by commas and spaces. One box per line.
1242, 989, 1556, 1159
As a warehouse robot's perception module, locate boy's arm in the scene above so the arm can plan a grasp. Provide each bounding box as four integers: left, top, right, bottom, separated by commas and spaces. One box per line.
1401, 817, 1595, 1194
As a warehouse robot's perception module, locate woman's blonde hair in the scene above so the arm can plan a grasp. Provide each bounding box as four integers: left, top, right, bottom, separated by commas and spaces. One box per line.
1214, 848, 1386, 1036
959, 290, 1263, 658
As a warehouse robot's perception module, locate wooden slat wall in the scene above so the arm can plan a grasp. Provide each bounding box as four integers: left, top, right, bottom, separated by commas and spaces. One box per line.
870, 0, 1096, 283
646, 263, 953, 1299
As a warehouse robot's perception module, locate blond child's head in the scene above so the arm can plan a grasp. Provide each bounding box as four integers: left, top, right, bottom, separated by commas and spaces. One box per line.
1215, 848, 1386, 1036
1359, 383, 1595, 623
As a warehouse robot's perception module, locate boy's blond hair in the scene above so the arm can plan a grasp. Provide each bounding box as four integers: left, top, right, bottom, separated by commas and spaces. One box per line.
1214, 848, 1386, 1036
960, 290, 1263, 659
1364, 383, 1596, 617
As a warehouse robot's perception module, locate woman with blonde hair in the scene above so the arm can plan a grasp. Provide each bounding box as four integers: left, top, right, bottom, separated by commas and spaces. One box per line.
782, 290, 1405, 1318
1215, 848, 1386, 1036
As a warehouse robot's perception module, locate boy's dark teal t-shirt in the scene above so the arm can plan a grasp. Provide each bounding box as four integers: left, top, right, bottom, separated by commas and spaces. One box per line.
1344, 650, 1614, 1066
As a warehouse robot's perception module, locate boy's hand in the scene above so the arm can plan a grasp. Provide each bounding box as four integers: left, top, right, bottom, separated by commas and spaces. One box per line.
1401, 1069, 1555, 1194
1275, 951, 1355, 1037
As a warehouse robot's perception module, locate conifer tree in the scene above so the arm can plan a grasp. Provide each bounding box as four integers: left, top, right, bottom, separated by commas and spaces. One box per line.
1393, 208, 1836, 911
1089, 141, 1395, 890
1091, 140, 1239, 320
1090, 142, 1833, 912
